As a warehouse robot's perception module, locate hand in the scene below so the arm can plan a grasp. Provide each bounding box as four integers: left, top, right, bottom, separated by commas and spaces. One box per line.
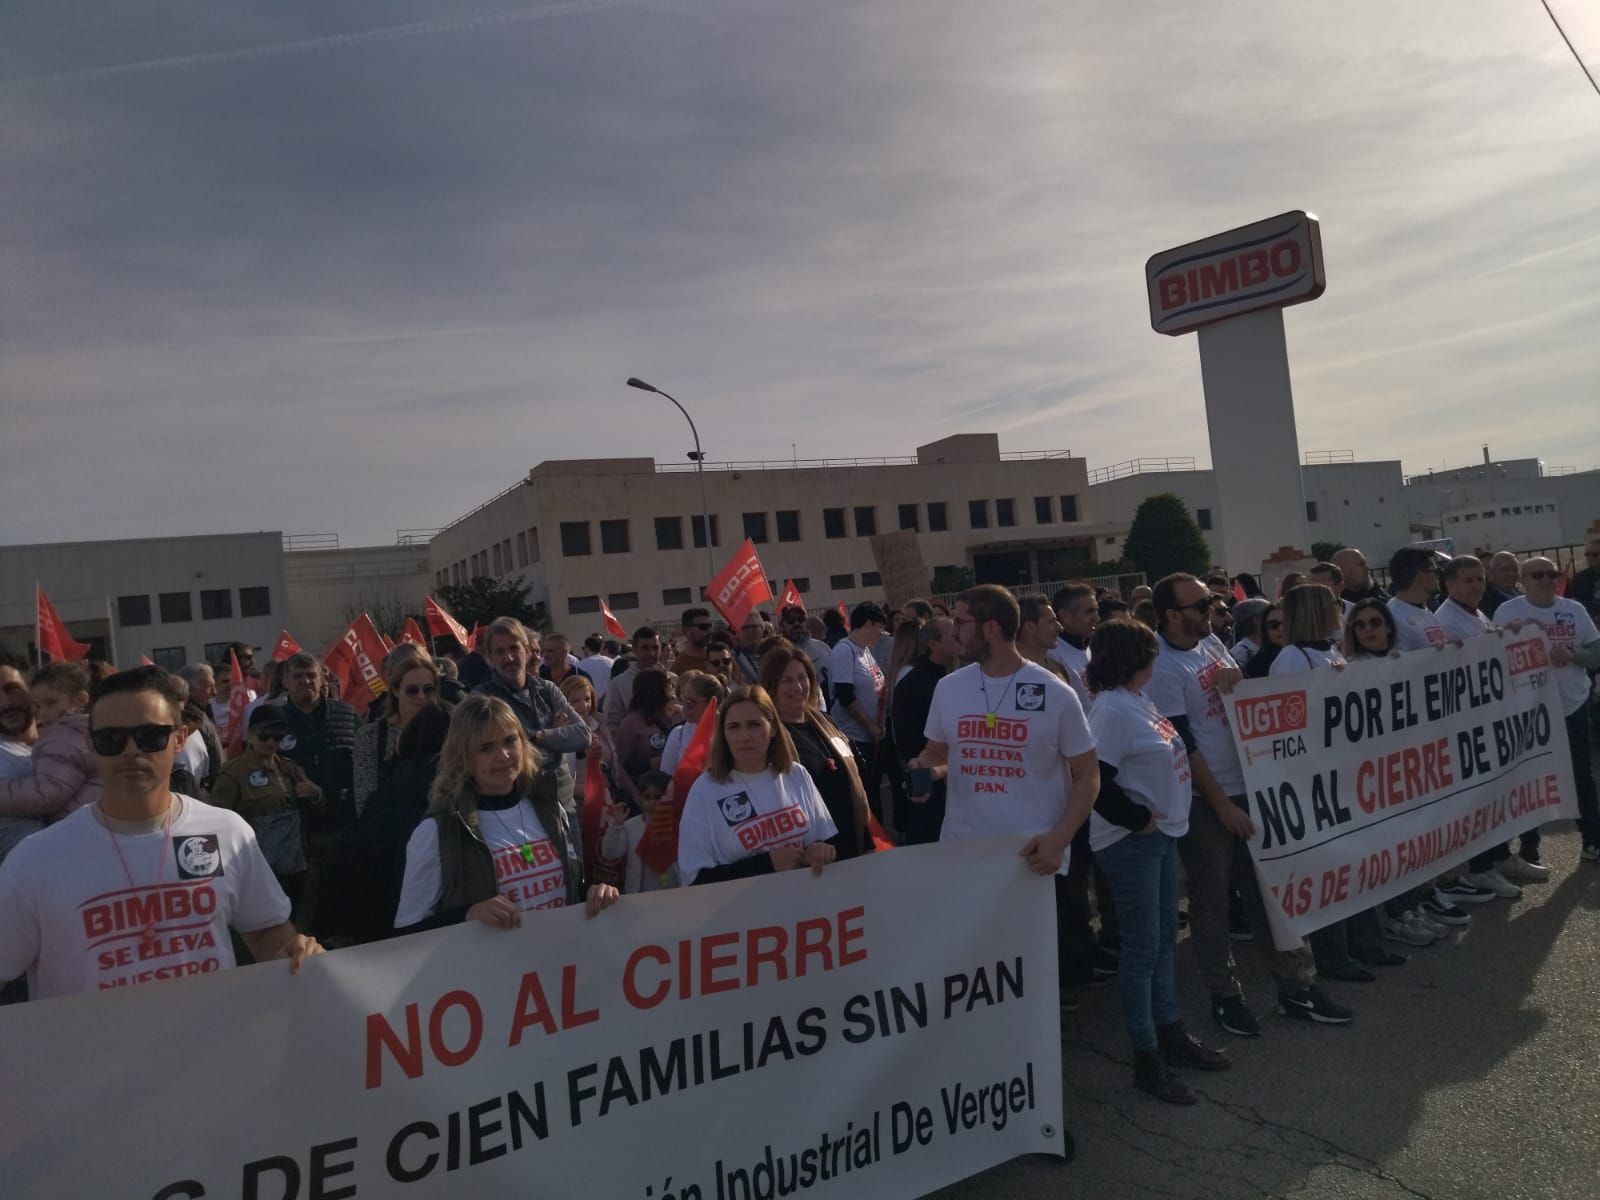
1137, 815, 1159, 835
278, 933, 324, 974
605, 802, 630, 827
1019, 828, 1071, 875
1214, 666, 1242, 695
551, 710, 570, 727
1214, 799, 1256, 840
1550, 645, 1576, 667
585, 883, 620, 917
293, 780, 319, 799
803, 842, 837, 875
769, 846, 806, 871
467, 895, 522, 930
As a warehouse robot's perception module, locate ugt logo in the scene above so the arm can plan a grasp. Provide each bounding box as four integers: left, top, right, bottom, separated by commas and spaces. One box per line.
1234, 691, 1307, 742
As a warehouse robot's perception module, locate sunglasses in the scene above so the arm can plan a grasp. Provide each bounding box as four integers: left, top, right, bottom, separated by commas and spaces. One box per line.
402, 683, 438, 697
1174, 600, 1214, 615
709, 658, 732, 667
1526, 570, 1558, 581
254, 729, 287, 743
90, 724, 176, 756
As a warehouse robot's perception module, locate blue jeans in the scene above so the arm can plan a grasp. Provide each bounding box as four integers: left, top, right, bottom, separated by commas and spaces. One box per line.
1097, 830, 1181, 1051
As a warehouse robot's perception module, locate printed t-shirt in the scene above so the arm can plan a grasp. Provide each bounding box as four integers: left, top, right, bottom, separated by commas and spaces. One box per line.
394, 798, 566, 926
1147, 634, 1244, 796
1388, 597, 1446, 653
678, 764, 837, 884
1495, 596, 1600, 716
923, 661, 1095, 876
828, 638, 886, 742
1269, 645, 1346, 676
0, 796, 289, 999
1046, 640, 1092, 709
1434, 600, 1493, 642
1087, 686, 1191, 851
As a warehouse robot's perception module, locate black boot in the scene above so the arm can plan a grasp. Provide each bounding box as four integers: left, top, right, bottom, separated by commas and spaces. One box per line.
1157, 1021, 1231, 1071
1134, 1049, 1196, 1105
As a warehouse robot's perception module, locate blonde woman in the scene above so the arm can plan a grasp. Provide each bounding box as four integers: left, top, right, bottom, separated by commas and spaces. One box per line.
354, 644, 445, 812
393, 696, 618, 931
1269, 585, 1346, 676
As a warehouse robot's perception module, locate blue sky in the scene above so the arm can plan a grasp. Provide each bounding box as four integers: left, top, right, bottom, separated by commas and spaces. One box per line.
4, 1, 1598, 547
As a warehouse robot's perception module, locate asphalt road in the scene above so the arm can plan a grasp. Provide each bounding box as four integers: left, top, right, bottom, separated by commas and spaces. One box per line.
933, 821, 1600, 1200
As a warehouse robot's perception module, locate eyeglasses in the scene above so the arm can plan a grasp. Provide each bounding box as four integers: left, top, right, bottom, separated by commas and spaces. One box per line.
90, 724, 176, 756
1173, 600, 1214, 615
1526, 570, 1558, 581
402, 683, 438, 697
254, 730, 287, 743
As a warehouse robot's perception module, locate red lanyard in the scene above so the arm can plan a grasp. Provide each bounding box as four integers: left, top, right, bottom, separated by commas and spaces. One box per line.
106, 801, 177, 953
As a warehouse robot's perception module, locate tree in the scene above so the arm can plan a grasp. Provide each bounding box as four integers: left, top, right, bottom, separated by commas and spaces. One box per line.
434, 576, 548, 636
337, 592, 421, 642
1122, 494, 1210, 582
930, 564, 975, 595
1311, 541, 1347, 563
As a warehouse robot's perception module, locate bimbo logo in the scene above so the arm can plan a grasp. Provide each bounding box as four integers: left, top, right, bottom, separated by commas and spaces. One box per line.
1156, 239, 1303, 315
1234, 691, 1307, 741
1505, 638, 1549, 675
1146, 211, 1325, 335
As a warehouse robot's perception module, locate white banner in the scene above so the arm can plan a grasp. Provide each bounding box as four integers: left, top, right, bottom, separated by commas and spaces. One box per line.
1227, 632, 1577, 949
0, 838, 1063, 1199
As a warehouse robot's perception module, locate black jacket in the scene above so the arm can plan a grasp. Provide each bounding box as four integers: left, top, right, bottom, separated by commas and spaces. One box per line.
273, 697, 359, 832
891, 656, 947, 764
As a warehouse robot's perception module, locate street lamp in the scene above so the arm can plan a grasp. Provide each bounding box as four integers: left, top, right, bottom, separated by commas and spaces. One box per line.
627, 377, 715, 578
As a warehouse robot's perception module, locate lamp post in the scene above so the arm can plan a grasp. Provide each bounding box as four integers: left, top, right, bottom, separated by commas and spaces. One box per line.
627, 377, 715, 579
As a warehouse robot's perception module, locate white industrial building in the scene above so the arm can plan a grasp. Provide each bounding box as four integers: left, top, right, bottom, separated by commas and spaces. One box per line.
1400, 454, 1600, 557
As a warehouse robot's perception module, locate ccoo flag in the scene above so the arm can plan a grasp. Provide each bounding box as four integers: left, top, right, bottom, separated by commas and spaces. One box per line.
424, 595, 471, 650
705, 539, 773, 629
35, 586, 90, 664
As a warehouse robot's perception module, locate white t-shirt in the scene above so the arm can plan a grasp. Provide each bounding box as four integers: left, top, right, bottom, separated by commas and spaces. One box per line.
829, 638, 886, 742
1388, 597, 1446, 653
1087, 687, 1191, 851
1495, 596, 1600, 716
394, 799, 567, 926
1230, 637, 1259, 668
678, 764, 837, 884
923, 661, 1095, 875
174, 730, 211, 781
660, 720, 696, 778
1147, 634, 1244, 796
1046, 640, 1092, 710
1434, 599, 1493, 642
0, 796, 290, 999
577, 655, 614, 703
1269, 644, 1347, 676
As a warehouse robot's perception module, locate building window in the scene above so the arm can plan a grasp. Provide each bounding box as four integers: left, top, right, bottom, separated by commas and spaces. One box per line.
1306, 500, 1319, 523
928, 502, 949, 532
830, 573, 855, 589
151, 646, 186, 671
854, 506, 877, 536
691, 514, 721, 549
117, 595, 151, 627
600, 519, 630, 554
561, 522, 592, 557
516, 532, 528, 566
1034, 497, 1053, 524
655, 516, 683, 551
200, 589, 232, 620
996, 498, 1016, 527
1060, 494, 1080, 522
663, 586, 693, 605
204, 642, 235, 665
502, 539, 512, 571
610, 592, 640, 610
492, 544, 504, 575
528, 528, 541, 563
791, 577, 810, 593
776, 510, 801, 543
240, 587, 271, 618
862, 571, 882, 587
1196, 508, 1212, 531
568, 595, 600, 614
899, 503, 920, 532
969, 499, 989, 529
743, 512, 769, 544
823, 508, 847, 539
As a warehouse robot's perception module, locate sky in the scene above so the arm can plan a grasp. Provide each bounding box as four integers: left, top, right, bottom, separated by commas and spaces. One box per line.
3, 0, 1598, 548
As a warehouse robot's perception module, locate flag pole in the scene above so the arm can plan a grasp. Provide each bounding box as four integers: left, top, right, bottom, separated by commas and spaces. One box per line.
33, 582, 42, 669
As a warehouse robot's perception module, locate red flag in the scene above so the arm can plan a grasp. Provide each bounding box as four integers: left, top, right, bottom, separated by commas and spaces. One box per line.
599, 598, 627, 641
638, 699, 717, 874
780, 579, 805, 614
399, 617, 427, 647
269, 630, 302, 662
380, 633, 396, 653
581, 738, 624, 886
706, 539, 773, 629
467, 623, 483, 652
836, 602, 849, 625
224, 650, 250, 757
424, 595, 472, 649
139, 655, 155, 667
1232, 581, 1247, 603
322, 613, 390, 717
866, 814, 895, 852
36, 586, 90, 664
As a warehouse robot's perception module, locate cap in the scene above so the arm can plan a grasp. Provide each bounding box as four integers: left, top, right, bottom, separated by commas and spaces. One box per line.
247, 705, 288, 732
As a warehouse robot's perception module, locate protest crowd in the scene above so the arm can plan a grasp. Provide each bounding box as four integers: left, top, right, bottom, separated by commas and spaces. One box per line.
1, 528, 1597, 1161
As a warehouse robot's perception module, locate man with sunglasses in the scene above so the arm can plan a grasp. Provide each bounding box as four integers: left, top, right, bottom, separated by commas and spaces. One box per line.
1386, 547, 1448, 652
212, 706, 323, 910
705, 638, 737, 689
779, 604, 832, 694
1497, 556, 1600, 863
0, 666, 321, 999
672, 607, 715, 676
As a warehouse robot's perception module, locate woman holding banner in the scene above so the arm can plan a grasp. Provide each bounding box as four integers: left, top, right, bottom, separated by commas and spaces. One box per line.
678, 686, 838, 884
1085, 619, 1230, 1106
393, 696, 619, 931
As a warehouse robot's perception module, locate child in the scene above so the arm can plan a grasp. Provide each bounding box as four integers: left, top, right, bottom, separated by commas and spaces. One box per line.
600, 770, 679, 893
0, 662, 101, 820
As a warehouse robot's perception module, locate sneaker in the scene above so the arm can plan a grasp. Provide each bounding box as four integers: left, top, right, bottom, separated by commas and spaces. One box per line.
1498, 856, 1550, 883
1439, 878, 1497, 905
1211, 993, 1261, 1038
1422, 893, 1473, 927
1380, 912, 1434, 946
1278, 985, 1354, 1025
1462, 869, 1522, 900
1519, 844, 1544, 867
1409, 909, 1451, 939
1582, 844, 1600, 863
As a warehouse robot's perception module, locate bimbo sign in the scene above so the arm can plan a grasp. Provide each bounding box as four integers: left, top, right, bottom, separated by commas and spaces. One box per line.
1146, 210, 1326, 335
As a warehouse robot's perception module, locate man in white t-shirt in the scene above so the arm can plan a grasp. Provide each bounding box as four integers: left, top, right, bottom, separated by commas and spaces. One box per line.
829, 603, 890, 822
1498, 557, 1600, 863
1048, 583, 1098, 711
0, 665, 322, 1000
1147, 574, 1348, 1036
1386, 547, 1447, 653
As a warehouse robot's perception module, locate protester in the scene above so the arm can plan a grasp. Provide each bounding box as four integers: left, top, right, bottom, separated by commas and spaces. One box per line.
1049, 583, 1098, 709
575, 634, 614, 704
175, 664, 222, 790
1386, 547, 1447, 651
1086, 619, 1229, 1103
678, 685, 838, 884
604, 625, 673, 738
1342, 599, 1399, 662
661, 671, 724, 777
1481, 551, 1522, 618
0, 661, 100, 821
599, 769, 679, 892
353, 645, 444, 815
1017, 596, 1068, 683
1333, 548, 1389, 605
673, 608, 715, 676
1208, 595, 1234, 645
1242, 602, 1287, 679
733, 611, 766, 684
614, 667, 678, 795
705, 636, 737, 690
1228, 599, 1271, 670
211, 705, 321, 913
356, 701, 451, 942
829, 602, 891, 822
538, 633, 579, 688
0, 666, 320, 998
1269, 584, 1345, 675
760, 643, 871, 859
891, 617, 957, 846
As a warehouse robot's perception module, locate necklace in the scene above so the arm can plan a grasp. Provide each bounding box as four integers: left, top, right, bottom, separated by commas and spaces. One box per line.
484, 802, 537, 864
105, 799, 178, 954
977, 664, 1026, 730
